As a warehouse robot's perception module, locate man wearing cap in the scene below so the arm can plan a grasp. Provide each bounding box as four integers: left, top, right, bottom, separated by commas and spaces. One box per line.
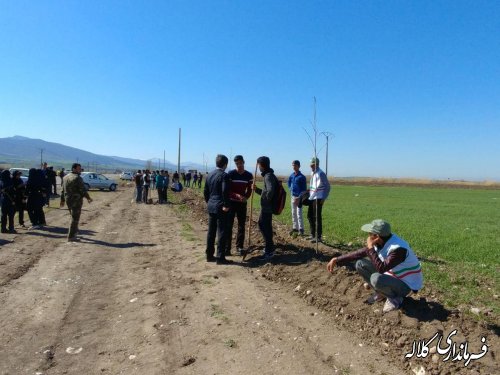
287, 160, 307, 236
60, 163, 93, 241
308, 157, 330, 243
326, 219, 423, 313
225, 155, 253, 256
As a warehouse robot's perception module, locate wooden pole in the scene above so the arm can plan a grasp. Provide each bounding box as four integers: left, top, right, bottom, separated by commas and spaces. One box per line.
244, 162, 259, 259
177, 128, 181, 175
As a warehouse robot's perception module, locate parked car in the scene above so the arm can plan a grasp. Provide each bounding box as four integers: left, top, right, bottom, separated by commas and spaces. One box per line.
120, 171, 133, 180
81, 172, 117, 191
9, 168, 30, 184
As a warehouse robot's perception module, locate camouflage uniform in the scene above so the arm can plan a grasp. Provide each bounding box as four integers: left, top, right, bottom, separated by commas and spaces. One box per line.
61, 172, 91, 240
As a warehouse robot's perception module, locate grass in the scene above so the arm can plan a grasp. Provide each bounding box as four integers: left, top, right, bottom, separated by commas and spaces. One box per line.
210, 304, 228, 322
180, 222, 197, 241
224, 338, 237, 348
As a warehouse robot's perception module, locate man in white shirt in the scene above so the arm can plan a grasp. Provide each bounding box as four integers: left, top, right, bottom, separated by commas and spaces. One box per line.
307, 157, 330, 243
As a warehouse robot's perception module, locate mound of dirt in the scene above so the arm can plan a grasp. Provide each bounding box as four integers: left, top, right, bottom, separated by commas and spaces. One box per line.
179, 187, 499, 375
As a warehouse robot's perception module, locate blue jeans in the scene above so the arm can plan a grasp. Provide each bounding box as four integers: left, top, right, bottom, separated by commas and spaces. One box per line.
355, 258, 411, 299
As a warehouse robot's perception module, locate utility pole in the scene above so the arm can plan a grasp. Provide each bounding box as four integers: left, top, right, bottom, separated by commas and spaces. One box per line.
321, 132, 333, 176
163, 150, 165, 169
40, 148, 44, 168
177, 128, 181, 173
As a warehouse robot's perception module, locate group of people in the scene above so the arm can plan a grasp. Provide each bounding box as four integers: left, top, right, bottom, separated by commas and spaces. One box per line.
203, 154, 330, 264
0, 163, 91, 242
0, 168, 51, 233
181, 171, 203, 188
133, 169, 170, 204
203, 154, 423, 313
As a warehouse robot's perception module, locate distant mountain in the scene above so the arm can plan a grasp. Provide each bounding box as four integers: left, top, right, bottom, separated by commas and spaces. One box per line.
0, 135, 202, 172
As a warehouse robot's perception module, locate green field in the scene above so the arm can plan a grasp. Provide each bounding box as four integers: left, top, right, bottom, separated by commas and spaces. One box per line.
276, 184, 500, 317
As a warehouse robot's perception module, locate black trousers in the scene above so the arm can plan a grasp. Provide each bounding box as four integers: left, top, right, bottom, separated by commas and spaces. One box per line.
258, 211, 274, 253
226, 202, 247, 253
307, 199, 324, 238
206, 211, 228, 259
1, 204, 15, 231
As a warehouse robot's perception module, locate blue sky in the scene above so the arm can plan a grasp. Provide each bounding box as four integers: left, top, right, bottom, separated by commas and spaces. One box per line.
1, 1, 499, 180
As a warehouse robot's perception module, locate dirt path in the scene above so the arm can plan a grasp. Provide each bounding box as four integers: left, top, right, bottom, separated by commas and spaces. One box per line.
0, 186, 496, 374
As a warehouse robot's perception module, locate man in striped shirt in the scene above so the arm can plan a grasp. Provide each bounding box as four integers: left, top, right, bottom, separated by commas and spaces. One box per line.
326, 219, 423, 313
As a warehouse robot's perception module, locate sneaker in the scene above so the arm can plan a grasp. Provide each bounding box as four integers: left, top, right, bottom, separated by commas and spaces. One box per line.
383, 297, 403, 313
29, 225, 41, 230
206, 255, 216, 262
310, 237, 322, 243
365, 292, 384, 305
306, 235, 315, 241
258, 252, 274, 261
67, 237, 80, 242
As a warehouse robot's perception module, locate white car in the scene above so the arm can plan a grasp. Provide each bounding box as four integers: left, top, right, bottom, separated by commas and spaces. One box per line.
120, 172, 133, 180
81, 172, 117, 191
9, 167, 30, 184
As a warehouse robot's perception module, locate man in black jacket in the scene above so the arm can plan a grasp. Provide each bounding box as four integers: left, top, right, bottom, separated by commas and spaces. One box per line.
204, 154, 231, 265
253, 156, 277, 260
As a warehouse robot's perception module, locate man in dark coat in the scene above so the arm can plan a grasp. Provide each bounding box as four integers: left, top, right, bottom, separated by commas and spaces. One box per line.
204, 154, 231, 265
0, 170, 16, 233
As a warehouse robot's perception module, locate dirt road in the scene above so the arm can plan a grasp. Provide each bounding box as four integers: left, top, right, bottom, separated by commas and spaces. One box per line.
0, 186, 496, 374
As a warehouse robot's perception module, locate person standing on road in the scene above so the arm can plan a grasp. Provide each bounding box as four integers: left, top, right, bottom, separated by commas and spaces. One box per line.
225, 155, 253, 256
307, 157, 330, 243
59, 168, 66, 185
326, 219, 423, 313
287, 160, 307, 236
156, 170, 166, 204
12, 171, 27, 228
60, 163, 93, 242
25, 168, 46, 229
134, 170, 143, 203
0, 170, 16, 234
48, 166, 57, 195
204, 154, 232, 265
142, 170, 151, 203
252, 156, 277, 261
41, 162, 51, 207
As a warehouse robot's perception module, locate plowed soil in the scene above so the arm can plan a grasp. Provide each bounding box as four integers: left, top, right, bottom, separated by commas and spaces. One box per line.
0, 184, 497, 375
